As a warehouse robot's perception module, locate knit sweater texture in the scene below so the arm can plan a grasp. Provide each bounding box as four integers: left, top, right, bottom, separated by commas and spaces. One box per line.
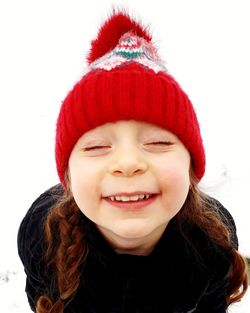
18, 184, 237, 313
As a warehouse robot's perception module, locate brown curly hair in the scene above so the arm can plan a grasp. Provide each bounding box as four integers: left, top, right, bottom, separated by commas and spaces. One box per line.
36, 173, 248, 313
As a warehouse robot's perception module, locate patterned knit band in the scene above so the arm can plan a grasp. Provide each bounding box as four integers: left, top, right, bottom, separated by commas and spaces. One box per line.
55, 12, 205, 185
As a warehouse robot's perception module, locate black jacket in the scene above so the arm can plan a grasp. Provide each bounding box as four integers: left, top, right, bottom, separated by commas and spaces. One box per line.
18, 184, 238, 313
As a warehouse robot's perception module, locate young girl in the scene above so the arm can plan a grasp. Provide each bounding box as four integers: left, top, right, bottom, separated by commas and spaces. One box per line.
18, 11, 248, 313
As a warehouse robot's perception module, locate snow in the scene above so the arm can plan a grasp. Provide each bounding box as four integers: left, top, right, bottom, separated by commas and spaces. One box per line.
0, 0, 249, 312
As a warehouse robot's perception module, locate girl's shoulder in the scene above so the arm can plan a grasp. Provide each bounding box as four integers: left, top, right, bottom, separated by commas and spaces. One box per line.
204, 195, 238, 249
24, 183, 64, 218
18, 184, 64, 249
18, 184, 64, 254
17, 184, 64, 310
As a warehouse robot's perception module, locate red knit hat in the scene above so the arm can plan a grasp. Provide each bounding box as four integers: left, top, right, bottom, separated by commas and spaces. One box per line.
56, 11, 205, 185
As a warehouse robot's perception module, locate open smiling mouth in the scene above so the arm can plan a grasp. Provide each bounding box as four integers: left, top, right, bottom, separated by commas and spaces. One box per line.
103, 193, 158, 210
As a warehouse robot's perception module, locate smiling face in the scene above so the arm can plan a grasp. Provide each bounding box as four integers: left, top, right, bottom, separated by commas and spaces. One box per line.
68, 120, 191, 255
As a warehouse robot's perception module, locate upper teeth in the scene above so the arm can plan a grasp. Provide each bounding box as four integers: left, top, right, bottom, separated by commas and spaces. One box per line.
109, 194, 151, 202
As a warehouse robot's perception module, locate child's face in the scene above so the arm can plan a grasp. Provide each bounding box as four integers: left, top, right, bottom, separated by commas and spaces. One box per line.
68, 120, 190, 254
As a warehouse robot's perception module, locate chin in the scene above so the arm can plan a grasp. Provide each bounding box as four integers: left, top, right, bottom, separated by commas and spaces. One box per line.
113, 222, 155, 239
116, 229, 148, 240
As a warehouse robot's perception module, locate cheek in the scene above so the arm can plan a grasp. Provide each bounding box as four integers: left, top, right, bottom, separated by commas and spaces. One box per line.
160, 166, 190, 195
157, 156, 190, 207
68, 158, 101, 213
70, 177, 101, 220
157, 153, 190, 182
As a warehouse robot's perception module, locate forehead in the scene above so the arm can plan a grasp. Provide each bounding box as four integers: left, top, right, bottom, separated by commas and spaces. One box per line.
83, 120, 171, 137
80, 120, 176, 139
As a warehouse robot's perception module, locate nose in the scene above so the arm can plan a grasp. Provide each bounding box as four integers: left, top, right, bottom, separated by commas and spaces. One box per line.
108, 146, 148, 177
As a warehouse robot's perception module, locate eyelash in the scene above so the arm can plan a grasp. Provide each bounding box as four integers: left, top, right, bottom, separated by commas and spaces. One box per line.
82, 141, 173, 152
146, 141, 173, 146
83, 145, 110, 151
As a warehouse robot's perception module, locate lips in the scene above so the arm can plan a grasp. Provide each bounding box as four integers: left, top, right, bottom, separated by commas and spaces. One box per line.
103, 192, 158, 210
108, 194, 152, 202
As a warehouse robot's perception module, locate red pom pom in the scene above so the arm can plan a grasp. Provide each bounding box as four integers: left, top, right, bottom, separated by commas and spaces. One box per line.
87, 11, 152, 64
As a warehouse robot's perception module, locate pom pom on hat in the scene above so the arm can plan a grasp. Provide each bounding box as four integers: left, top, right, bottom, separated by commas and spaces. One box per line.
56, 10, 206, 186
87, 11, 152, 64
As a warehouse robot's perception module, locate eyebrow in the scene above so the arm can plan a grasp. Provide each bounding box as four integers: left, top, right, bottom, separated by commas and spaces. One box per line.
140, 128, 173, 137
80, 131, 105, 141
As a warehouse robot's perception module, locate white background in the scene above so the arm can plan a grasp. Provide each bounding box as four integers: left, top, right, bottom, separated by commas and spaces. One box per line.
0, 0, 249, 311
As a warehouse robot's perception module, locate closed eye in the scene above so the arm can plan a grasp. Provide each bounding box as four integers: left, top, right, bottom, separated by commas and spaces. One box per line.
83, 145, 111, 151
143, 141, 174, 152
146, 141, 174, 146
